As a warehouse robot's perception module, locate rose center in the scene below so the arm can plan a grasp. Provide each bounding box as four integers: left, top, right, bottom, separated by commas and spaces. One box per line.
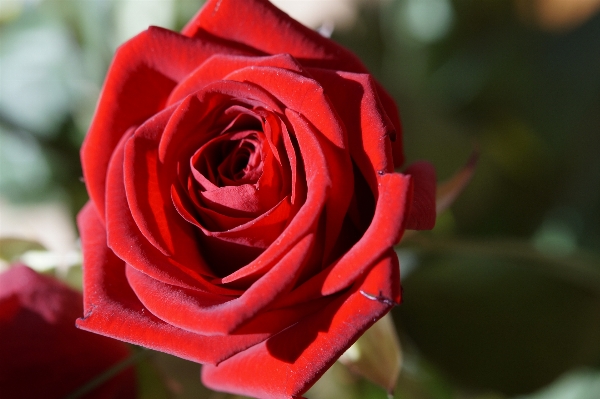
217, 136, 263, 185
190, 130, 265, 189
232, 151, 250, 176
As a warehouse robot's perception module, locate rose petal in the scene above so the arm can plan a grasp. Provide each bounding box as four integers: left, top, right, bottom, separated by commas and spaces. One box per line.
168, 54, 305, 106
199, 184, 270, 218
306, 69, 396, 191
201, 250, 400, 399
124, 107, 213, 273
162, 71, 350, 284
121, 82, 296, 281
158, 81, 285, 167
215, 108, 338, 285
275, 171, 412, 307
77, 202, 273, 364
198, 199, 295, 279
226, 67, 348, 149
182, 0, 366, 72
125, 233, 315, 335
196, 196, 293, 246
260, 109, 298, 204
106, 125, 239, 295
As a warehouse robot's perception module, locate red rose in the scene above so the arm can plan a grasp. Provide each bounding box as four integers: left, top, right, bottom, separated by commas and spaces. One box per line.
0, 265, 136, 399
77, 0, 436, 397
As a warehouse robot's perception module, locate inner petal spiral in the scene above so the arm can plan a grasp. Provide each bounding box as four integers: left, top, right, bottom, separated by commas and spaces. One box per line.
168, 98, 296, 278
192, 130, 264, 189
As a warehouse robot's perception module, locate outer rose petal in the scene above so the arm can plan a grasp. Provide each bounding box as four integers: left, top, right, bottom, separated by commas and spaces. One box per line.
201, 250, 401, 399
182, 0, 366, 72
0, 265, 135, 399
77, 203, 359, 366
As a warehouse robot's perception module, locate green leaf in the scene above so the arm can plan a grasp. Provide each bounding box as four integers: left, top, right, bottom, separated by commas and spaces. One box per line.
397, 238, 600, 395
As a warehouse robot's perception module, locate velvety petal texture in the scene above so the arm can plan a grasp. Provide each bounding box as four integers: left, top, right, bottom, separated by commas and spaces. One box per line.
0, 265, 136, 399
77, 0, 437, 398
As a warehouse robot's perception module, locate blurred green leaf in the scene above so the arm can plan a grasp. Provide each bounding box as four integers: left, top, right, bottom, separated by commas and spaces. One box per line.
397, 237, 600, 395
0, 128, 52, 200
145, 351, 214, 399
306, 361, 363, 399
62, 264, 83, 291
136, 354, 170, 399
0, 237, 45, 262
393, 353, 457, 399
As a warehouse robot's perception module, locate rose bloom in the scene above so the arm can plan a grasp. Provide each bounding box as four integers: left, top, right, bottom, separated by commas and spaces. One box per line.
0, 265, 136, 399
77, 0, 436, 398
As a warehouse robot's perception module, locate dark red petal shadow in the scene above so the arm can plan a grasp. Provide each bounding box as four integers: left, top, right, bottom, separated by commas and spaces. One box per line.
403, 161, 437, 230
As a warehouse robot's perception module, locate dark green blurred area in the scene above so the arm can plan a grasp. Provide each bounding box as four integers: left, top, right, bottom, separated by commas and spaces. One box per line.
1, 0, 599, 398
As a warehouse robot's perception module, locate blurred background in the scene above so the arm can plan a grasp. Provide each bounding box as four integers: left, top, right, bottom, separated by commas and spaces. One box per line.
0, 0, 599, 398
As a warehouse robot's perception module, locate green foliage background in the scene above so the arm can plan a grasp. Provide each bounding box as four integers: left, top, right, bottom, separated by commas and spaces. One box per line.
1, 0, 599, 398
